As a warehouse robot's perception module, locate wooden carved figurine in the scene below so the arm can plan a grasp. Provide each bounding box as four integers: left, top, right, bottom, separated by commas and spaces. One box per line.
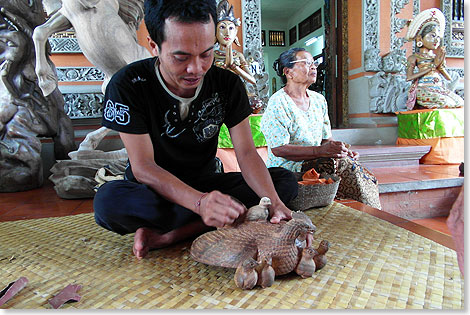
405, 8, 463, 110
245, 196, 271, 221
295, 247, 316, 278
313, 240, 329, 271
255, 255, 275, 288
213, 0, 256, 85
190, 199, 329, 289
234, 258, 259, 290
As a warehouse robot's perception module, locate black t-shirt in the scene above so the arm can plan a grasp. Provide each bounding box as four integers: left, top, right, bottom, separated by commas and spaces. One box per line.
102, 57, 252, 180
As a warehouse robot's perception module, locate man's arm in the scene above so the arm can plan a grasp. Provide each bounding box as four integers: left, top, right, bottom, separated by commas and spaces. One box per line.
119, 132, 245, 228
228, 117, 292, 224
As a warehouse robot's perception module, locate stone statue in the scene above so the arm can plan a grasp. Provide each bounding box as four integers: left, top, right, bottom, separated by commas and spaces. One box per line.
404, 8, 464, 110
0, 0, 76, 192
33, 0, 150, 97
32, 0, 151, 198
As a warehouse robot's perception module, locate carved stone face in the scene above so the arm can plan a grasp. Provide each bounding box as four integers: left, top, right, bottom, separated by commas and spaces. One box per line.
0, 29, 26, 64
216, 20, 238, 46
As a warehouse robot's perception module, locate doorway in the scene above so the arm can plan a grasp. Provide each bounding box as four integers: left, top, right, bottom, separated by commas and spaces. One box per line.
253, 0, 346, 127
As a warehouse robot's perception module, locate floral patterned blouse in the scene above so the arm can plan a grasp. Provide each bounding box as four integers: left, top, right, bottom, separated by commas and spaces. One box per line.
260, 88, 332, 172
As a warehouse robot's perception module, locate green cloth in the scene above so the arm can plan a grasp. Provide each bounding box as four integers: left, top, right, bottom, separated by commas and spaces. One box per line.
397, 108, 464, 139
218, 115, 266, 148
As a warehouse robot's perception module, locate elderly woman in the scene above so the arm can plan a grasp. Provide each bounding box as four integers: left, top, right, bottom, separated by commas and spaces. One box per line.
260, 48, 381, 209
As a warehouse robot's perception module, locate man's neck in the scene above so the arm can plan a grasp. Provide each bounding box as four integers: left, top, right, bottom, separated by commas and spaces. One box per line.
156, 61, 197, 98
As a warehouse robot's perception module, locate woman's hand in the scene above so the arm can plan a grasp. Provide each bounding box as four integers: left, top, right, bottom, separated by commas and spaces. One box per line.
347, 149, 360, 160
318, 140, 349, 158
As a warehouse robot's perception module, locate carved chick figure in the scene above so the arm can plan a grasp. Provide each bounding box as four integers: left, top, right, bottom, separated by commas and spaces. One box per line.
313, 240, 330, 271
246, 197, 271, 221
234, 258, 259, 290
295, 246, 316, 278
256, 256, 275, 288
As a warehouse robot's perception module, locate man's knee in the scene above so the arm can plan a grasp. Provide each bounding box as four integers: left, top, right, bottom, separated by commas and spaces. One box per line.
93, 180, 151, 234
93, 180, 122, 217
268, 167, 298, 203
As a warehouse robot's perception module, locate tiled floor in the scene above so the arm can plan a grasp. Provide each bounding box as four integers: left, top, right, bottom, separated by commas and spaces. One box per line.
0, 164, 461, 249
0, 183, 93, 222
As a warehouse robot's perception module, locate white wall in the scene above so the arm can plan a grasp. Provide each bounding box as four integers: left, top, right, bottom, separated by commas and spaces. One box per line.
261, 1, 325, 96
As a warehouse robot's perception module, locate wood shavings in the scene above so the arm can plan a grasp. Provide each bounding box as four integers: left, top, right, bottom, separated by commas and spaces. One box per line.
0, 277, 29, 306
48, 284, 82, 309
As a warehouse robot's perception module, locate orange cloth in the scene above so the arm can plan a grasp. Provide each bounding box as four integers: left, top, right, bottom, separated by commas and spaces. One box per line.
396, 137, 464, 164
298, 168, 334, 185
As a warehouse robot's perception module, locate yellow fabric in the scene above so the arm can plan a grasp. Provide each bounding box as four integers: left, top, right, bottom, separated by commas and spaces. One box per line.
396, 137, 464, 165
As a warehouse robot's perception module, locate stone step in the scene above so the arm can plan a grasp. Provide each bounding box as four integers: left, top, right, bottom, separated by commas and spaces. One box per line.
370, 164, 463, 220
378, 185, 462, 220
350, 144, 432, 168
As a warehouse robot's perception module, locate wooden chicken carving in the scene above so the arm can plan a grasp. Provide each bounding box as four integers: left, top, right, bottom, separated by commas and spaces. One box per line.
190, 197, 330, 289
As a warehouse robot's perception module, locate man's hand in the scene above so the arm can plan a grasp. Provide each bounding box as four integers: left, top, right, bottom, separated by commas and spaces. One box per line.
269, 203, 293, 224
197, 191, 246, 228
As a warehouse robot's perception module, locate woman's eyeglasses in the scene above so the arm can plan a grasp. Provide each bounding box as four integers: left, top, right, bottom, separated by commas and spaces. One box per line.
290, 59, 315, 67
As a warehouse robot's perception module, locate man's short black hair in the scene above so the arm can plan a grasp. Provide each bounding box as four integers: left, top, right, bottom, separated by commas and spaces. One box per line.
144, 0, 217, 49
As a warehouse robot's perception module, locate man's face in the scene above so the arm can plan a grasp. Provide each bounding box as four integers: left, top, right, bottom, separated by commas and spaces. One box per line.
148, 17, 216, 98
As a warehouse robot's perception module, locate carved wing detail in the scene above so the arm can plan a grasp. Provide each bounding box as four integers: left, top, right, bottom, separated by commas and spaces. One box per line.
191, 225, 259, 268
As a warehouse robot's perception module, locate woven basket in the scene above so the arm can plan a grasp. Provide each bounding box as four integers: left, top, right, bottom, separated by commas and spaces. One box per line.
287, 172, 340, 211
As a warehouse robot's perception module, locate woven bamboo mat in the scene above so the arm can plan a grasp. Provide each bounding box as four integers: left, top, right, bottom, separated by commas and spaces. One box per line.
0, 202, 464, 309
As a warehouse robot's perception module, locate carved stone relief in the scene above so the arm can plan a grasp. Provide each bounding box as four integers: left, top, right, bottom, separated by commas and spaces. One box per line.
63, 93, 104, 119
50, 31, 81, 53
57, 67, 105, 82
441, 0, 464, 57
390, 0, 409, 51
364, 0, 419, 72
363, 0, 380, 71
242, 0, 269, 112
56, 66, 104, 118
369, 72, 409, 113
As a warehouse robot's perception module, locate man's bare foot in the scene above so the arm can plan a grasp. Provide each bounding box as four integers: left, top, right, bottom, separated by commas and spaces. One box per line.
133, 227, 170, 259
133, 220, 212, 259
